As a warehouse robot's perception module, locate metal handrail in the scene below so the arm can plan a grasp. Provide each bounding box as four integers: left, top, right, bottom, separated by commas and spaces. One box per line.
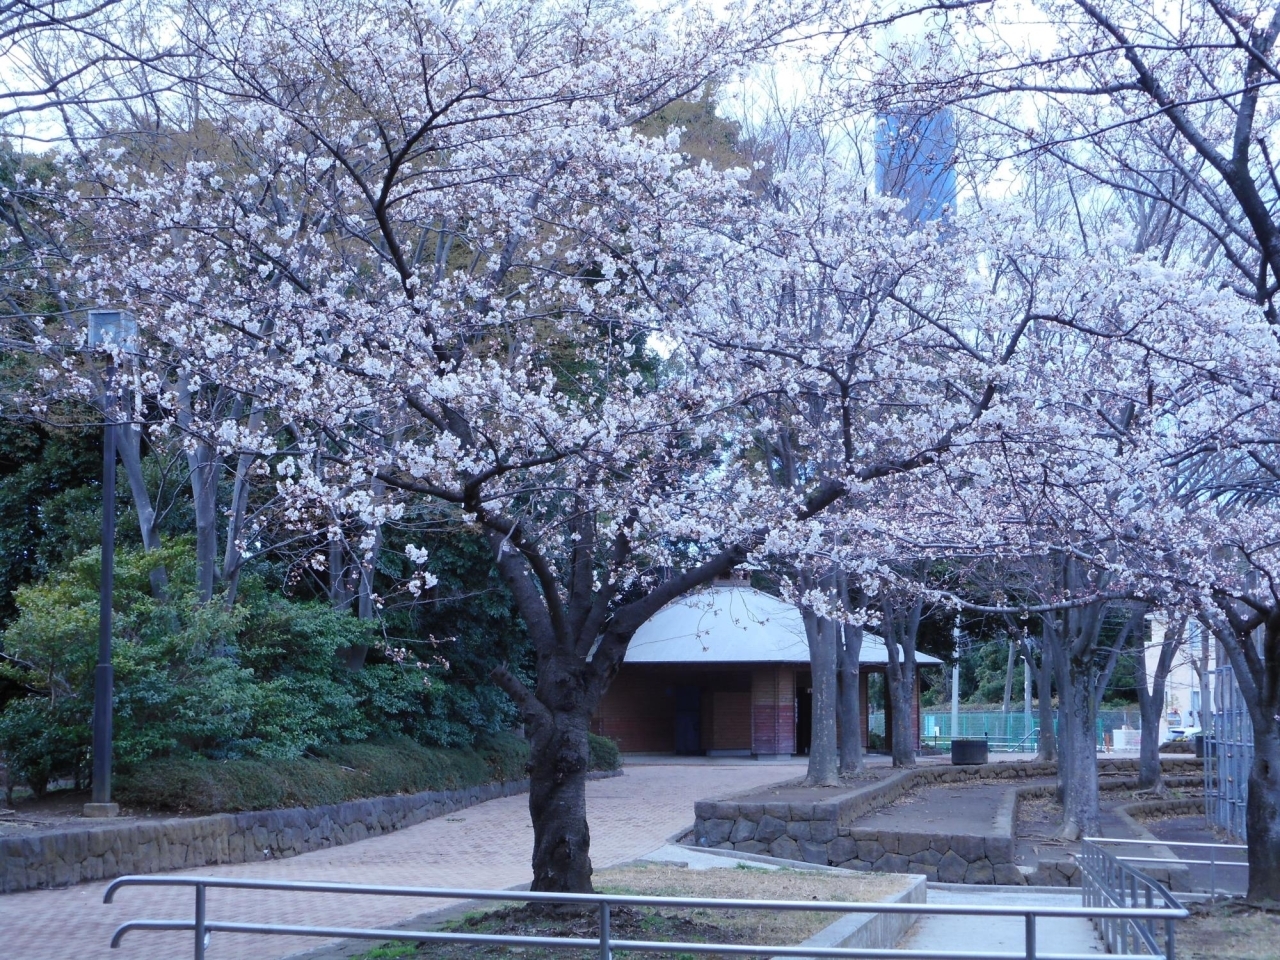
104, 873, 1187, 960
1080, 839, 1186, 958
1087, 836, 1248, 896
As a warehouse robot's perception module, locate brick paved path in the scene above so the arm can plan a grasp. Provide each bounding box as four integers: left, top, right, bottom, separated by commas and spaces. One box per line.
0, 761, 803, 960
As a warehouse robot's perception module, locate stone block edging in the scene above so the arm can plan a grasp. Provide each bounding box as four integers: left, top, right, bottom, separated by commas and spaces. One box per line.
691, 757, 1201, 883
1, 769, 623, 894
771, 873, 927, 959
1111, 795, 1200, 893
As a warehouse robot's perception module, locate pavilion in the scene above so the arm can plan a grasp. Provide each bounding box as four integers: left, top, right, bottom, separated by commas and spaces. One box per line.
591, 581, 942, 757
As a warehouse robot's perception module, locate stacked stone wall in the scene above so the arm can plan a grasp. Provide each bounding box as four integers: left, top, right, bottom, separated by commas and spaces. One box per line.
691, 757, 1202, 884
1, 770, 622, 894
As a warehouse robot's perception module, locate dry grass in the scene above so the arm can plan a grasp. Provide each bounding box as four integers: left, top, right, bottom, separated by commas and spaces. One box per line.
1180, 900, 1280, 960
596, 862, 912, 946
349, 862, 915, 960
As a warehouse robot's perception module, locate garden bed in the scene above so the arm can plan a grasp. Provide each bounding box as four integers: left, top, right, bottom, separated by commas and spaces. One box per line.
347, 862, 919, 960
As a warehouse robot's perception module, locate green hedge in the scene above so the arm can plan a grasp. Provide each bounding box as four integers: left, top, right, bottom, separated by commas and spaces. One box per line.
116, 733, 531, 814
117, 732, 622, 814
588, 732, 621, 771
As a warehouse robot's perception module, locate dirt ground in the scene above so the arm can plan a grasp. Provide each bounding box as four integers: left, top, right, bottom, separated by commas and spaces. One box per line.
1179, 900, 1280, 960
0, 786, 175, 837
349, 862, 914, 960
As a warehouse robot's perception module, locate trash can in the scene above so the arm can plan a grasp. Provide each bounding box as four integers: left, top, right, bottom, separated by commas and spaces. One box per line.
951, 738, 989, 765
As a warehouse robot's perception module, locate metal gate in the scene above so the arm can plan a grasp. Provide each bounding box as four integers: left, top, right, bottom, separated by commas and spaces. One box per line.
1206, 663, 1252, 841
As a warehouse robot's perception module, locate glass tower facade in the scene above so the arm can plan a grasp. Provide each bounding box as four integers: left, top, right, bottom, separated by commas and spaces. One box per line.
875, 109, 957, 222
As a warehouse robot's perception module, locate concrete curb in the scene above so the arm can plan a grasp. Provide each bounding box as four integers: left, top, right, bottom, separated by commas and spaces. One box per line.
773, 874, 928, 959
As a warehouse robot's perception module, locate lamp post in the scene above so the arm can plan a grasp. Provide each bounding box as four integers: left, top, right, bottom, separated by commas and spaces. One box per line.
84, 309, 135, 819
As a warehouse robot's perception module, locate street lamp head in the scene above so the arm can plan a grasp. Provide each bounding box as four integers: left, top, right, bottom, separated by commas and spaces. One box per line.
87, 309, 137, 352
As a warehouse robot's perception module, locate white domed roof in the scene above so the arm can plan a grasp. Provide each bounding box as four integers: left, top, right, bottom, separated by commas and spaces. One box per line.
624, 584, 941, 665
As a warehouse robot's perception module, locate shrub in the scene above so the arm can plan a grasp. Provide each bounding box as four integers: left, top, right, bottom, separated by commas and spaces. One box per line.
116, 733, 531, 814
588, 733, 620, 771
0, 540, 525, 795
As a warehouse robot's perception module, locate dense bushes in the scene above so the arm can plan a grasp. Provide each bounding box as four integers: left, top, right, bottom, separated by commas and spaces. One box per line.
115, 733, 534, 814
0, 539, 519, 795
116, 733, 622, 813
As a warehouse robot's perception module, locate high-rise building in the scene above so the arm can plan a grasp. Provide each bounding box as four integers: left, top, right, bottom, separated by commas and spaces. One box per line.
875, 107, 957, 223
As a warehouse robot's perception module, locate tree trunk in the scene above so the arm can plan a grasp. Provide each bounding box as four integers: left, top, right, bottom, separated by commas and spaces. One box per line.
1002, 636, 1016, 715
803, 607, 840, 786
888, 663, 916, 767
1031, 640, 1056, 763
526, 695, 594, 893
116, 420, 168, 598
1050, 637, 1071, 805
1060, 663, 1100, 838
838, 621, 865, 776
187, 441, 219, 603
1246, 726, 1280, 904
1136, 689, 1164, 791
1134, 619, 1178, 792
882, 594, 922, 769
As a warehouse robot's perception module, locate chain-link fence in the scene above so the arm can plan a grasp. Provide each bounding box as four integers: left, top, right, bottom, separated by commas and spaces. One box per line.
900, 708, 1145, 752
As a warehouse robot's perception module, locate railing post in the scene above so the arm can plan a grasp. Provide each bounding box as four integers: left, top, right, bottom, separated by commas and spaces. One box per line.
599, 899, 611, 960
1209, 844, 1216, 898
1166, 915, 1176, 960
1024, 913, 1036, 960
194, 882, 207, 960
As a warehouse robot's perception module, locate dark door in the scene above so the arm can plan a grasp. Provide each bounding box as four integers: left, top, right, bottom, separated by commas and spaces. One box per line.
674, 685, 703, 755
796, 679, 813, 756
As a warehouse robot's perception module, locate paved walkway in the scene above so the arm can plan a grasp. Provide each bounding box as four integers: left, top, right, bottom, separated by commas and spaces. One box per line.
905, 886, 1105, 956
0, 760, 804, 960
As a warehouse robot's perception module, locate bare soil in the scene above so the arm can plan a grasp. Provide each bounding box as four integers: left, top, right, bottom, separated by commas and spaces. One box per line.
0, 786, 175, 837
350, 862, 913, 960
1179, 899, 1280, 959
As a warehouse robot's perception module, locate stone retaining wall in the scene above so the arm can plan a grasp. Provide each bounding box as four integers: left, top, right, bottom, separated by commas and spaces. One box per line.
1, 770, 622, 894
691, 757, 1202, 884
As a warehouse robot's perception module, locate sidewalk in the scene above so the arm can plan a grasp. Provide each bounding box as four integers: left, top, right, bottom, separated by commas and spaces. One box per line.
904, 886, 1105, 956
0, 760, 804, 960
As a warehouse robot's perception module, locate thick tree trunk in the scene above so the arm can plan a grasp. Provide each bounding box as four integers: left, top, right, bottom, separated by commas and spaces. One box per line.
526, 701, 594, 893
838, 622, 865, 776
803, 609, 840, 786
888, 664, 915, 767
1246, 727, 1280, 904
1134, 622, 1177, 792
882, 595, 921, 769
1060, 668, 1100, 838
1137, 694, 1163, 791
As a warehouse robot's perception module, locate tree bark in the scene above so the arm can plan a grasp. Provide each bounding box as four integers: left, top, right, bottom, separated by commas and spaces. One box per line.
187, 441, 219, 602
803, 604, 841, 786
1245, 727, 1280, 904
838, 620, 865, 776
524, 677, 594, 893
116, 419, 167, 597
1002, 636, 1016, 716
1031, 636, 1056, 763
1206, 605, 1280, 904
1134, 617, 1179, 792
882, 593, 922, 769
1060, 665, 1100, 838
